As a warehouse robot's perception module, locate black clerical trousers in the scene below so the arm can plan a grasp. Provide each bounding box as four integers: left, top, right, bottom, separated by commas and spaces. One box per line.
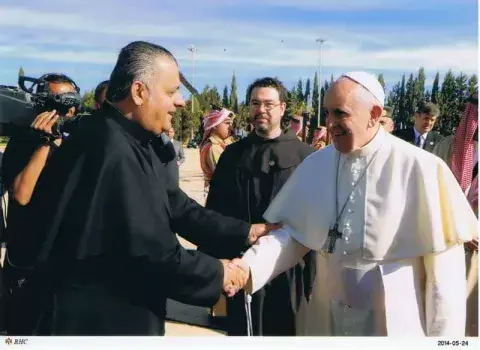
50, 283, 165, 335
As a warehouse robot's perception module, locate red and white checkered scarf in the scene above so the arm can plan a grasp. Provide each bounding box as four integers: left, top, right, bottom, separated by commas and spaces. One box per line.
451, 93, 478, 193
201, 108, 233, 146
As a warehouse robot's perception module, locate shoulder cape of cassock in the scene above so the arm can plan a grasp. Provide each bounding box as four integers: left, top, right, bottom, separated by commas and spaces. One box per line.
263, 132, 477, 261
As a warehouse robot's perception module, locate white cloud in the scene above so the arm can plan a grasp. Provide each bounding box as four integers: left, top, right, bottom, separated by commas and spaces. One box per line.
0, 5, 473, 49
0, 2, 477, 92
0, 45, 116, 64
0, 39, 476, 75
0, 6, 191, 39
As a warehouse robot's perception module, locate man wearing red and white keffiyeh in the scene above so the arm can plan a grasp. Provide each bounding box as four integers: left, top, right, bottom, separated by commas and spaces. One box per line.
453, 93, 478, 249
452, 94, 478, 195
435, 93, 478, 222
434, 93, 478, 336
199, 108, 234, 191
452, 95, 478, 248
455, 94, 479, 338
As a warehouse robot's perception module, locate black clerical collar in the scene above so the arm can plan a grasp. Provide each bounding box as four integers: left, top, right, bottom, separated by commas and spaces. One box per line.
103, 101, 157, 144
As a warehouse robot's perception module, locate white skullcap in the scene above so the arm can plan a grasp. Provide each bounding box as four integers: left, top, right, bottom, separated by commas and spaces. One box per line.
341, 71, 385, 107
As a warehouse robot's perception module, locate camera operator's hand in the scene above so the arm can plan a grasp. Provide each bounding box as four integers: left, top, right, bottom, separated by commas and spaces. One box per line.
31, 110, 62, 146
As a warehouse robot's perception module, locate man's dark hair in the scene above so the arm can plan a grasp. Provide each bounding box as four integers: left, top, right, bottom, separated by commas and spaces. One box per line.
246, 77, 288, 104
107, 41, 177, 102
94, 80, 109, 104
416, 102, 440, 117
36, 73, 77, 93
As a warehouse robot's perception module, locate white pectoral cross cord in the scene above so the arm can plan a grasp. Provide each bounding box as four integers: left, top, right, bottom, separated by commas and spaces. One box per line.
325, 150, 381, 255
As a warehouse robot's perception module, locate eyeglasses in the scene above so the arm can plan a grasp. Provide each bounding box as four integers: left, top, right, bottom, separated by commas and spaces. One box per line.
250, 101, 281, 111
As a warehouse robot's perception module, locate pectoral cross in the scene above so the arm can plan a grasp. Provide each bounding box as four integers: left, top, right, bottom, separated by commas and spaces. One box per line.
327, 223, 343, 254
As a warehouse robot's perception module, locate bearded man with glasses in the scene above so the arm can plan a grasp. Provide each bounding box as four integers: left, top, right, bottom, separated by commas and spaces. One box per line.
197, 77, 317, 336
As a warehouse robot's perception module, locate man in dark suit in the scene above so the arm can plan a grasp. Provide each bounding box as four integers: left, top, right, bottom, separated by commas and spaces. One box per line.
393, 102, 443, 153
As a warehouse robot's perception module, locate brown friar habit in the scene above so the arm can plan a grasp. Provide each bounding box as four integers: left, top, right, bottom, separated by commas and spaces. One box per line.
3, 102, 251, 335
198, 129, 316, 336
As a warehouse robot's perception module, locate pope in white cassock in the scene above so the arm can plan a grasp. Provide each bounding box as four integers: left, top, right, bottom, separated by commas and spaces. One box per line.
232, 71, 477, 336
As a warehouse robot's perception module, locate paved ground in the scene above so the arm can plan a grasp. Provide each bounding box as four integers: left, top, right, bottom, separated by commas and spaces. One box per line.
175, 147, 206, 249
165, 147, 226, 336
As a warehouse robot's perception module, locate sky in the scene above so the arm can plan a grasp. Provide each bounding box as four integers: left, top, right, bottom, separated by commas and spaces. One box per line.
0, 0, 478, 102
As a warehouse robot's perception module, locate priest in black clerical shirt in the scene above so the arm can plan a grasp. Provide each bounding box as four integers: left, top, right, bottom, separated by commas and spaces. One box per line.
3, 41, 276, 336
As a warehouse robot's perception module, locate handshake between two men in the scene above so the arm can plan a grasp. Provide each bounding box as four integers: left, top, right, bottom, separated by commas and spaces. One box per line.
221, 258, 250, 297
220, 222, 282, 297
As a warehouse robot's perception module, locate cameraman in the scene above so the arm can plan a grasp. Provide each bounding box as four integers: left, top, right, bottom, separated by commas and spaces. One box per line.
1, 73, 79, 333
1, 73, 78, 220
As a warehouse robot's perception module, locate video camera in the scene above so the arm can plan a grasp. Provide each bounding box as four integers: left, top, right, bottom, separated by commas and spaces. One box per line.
0, 73, 83, 137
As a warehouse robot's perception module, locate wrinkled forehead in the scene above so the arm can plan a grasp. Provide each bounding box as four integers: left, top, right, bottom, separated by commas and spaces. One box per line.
324, 78, 358, 108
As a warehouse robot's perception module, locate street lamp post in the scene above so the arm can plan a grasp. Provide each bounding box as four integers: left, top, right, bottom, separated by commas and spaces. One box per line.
187, 45, 197, 114
316, 38, 326, 128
